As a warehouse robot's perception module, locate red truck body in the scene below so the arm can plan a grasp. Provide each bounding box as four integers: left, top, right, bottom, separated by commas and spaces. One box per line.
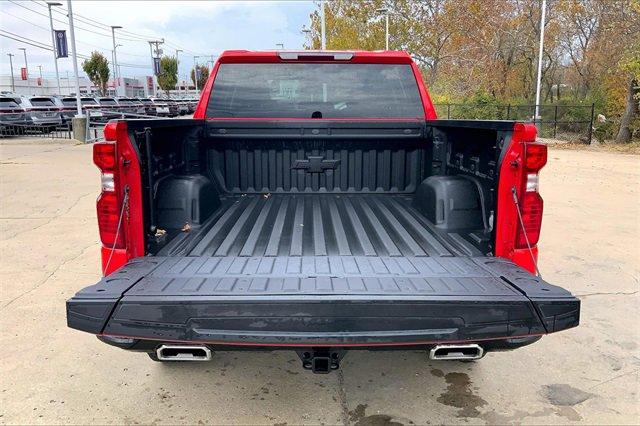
68, 50, 578, 373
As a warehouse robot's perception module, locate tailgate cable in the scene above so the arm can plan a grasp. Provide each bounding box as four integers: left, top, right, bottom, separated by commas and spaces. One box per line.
511, 187, 542, 278
103, 186, 130, 275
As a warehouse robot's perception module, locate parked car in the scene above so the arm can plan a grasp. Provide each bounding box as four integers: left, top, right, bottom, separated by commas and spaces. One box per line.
67, 50, 580, 374
148, 98, 171, 116
59, 97, 105, 121
163, 98, 180, 117
187, 98, 198, 113
0, 96, 29, 131
139, 98, 158, 116
176, 99, 190, 115
18, 96, 62, 128
127, 98, 148, 116
115, 98, 145, 116
96, 97, 122, 120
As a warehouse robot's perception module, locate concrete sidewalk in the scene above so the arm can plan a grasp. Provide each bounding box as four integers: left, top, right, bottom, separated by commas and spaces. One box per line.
0, 139, 638, 425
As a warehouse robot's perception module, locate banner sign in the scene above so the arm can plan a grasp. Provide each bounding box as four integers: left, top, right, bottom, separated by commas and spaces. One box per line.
20, 67, 27, 80
196, 68, 202, 81
146, 76, 153, 91
37, 77, 42, 86
54, 30, 68, 58
153, 58, 161, 76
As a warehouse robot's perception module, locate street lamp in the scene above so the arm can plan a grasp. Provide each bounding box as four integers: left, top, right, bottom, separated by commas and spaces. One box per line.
47, 2, 62, 94
193, 55, 200, 93
67, 0, 82, 116
19, 48, 29, 95
534, 0, 547, 128
148, 39, 164, 97
376, 7, 389, 50
276, 43, 284, 50
110, 26, 122, 81
112, 44, 122, 94
175, 49, 182, 94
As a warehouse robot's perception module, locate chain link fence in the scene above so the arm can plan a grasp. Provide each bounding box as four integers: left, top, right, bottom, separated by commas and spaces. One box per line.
434, 103, 596, 143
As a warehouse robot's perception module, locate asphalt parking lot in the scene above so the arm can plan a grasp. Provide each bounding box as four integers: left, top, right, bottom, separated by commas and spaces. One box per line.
0, 138, 638, 425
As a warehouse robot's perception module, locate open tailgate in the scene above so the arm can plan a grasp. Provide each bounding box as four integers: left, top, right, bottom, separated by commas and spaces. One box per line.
67, 256, 579, 346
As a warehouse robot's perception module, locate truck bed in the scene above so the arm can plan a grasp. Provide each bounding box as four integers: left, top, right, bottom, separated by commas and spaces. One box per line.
157, 194, 481, 258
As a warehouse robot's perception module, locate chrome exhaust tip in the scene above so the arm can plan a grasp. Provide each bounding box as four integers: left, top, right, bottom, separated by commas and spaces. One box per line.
429, 344, 484, 361
156, 345, 212, 361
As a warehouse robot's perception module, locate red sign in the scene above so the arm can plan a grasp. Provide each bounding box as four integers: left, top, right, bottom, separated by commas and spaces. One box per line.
146, 76, 153, 91
37, 77, 42, 86
20, 67, 28, 80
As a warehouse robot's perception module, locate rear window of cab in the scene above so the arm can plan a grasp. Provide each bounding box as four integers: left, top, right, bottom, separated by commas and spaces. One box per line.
206, 63, 424, 119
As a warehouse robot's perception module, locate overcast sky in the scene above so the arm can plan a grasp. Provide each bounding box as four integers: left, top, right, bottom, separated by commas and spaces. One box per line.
0, 1, 316, 82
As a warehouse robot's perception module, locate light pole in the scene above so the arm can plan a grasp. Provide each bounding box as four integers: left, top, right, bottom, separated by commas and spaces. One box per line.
47, 2, 62, 94
376, 8, 389, 50
193, 55, 200, 93
19, 48, 29, 95
534, 0, 547, 127
110, 26, 122, 82
276, 43, 284, 50
111, 44, 122, 95
67, 0, 82, 115
7, 53, 15, 92
148, 39, 164, 96
175, 49, 182, 94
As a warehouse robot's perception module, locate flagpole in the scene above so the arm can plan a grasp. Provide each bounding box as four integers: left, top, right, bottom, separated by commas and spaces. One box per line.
67, 0, 82, 116
534, 0, 547, 126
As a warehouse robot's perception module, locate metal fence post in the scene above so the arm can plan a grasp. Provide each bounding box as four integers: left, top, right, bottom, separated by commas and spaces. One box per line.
85, 109, 90, 143
553, 105, 558, 138
506, 104, 511, 120
587, 103, 595, 144
447, 104, 451, 119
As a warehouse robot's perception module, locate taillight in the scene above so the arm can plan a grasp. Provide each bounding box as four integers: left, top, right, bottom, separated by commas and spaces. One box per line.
103, 121, 118, 141
524, 143, 547, 172
93, 140, 125, 249
515, 192, 543, 248
96, 192, 125, 248
515, 141, 547, 249
93, 141, 116, 172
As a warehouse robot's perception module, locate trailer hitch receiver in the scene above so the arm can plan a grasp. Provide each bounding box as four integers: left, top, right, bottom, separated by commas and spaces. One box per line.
296, 348, 346, 374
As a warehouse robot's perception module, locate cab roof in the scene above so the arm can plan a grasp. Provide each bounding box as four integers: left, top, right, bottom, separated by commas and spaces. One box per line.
217, 50, 414, 65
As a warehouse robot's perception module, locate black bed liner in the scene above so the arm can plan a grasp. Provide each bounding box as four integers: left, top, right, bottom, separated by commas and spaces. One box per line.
158, 194, 482, 258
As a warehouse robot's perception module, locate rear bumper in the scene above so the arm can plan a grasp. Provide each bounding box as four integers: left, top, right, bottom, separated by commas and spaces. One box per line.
66, 257, 579, 349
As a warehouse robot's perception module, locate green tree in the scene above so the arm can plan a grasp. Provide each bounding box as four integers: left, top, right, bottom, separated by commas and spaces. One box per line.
190, 65, 209, 89
82, 51, 109, 96
303, 0, 639, 143
157, 56, 178, 97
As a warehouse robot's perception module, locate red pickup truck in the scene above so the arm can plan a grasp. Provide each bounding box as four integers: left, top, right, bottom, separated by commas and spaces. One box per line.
67, 50, 579, 373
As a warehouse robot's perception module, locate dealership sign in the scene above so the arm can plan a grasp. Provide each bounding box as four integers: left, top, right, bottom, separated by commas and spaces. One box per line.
20, 67, 27, 80
54, 30, 68, 58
